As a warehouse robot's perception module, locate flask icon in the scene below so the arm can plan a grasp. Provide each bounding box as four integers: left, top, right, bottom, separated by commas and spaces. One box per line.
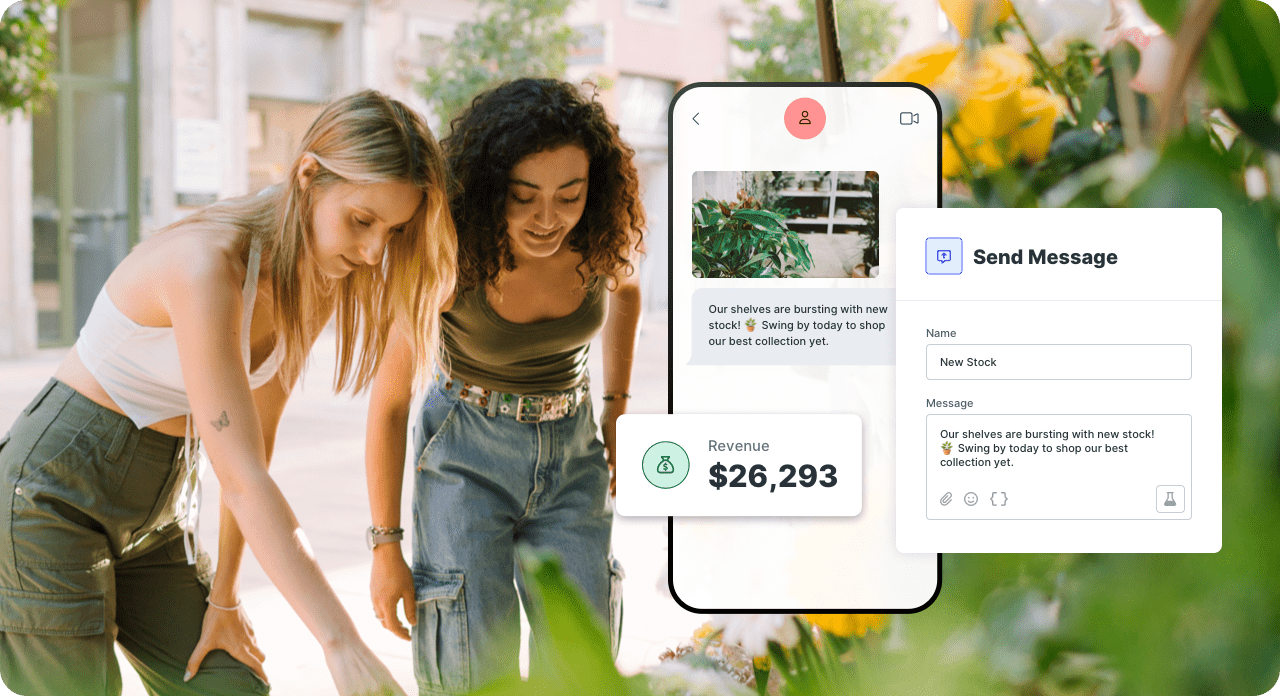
657, 455, 675, 474
1164, 491, 1177, 506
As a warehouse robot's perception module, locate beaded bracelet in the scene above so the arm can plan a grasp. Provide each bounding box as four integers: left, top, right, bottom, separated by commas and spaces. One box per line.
206, 596, 242, 611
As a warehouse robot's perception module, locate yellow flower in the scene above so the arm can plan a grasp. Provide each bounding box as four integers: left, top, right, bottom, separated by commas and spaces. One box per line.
1009, 87, 1067, 163
874, 42, 960, 86
939, 0, 1013, 38
804, 614, 889, 638
693, 621, 718, 643
941, 45, 1035, 138
944, 87, 1066, 176
949, 119, 1008, 169
942, 134, 965, 178
753, 655, 771, 671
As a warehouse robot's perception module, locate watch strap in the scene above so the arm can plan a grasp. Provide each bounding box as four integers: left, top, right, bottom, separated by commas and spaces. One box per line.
366, 525, 404, 550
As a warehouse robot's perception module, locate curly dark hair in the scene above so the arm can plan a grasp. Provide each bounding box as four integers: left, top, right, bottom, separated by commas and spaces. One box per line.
443, 78, 645, 291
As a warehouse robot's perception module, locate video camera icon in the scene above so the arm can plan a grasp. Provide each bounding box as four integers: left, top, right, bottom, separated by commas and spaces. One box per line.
900, 112, 919, 125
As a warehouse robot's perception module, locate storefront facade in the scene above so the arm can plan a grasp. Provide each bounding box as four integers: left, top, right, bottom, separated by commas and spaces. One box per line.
0, 0, 739, 357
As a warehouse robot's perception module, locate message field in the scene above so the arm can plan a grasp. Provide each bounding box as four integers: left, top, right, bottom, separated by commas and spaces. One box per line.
616, 413, 863, 517
926, 344, 1192, 380
926, 414, 1191, 520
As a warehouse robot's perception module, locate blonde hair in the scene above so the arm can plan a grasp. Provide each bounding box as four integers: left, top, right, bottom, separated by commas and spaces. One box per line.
176, 90, 456, 393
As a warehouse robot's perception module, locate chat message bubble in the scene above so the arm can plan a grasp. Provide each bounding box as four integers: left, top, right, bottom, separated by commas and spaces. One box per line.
690, 288, 895, 365
924, 414, 1191, 520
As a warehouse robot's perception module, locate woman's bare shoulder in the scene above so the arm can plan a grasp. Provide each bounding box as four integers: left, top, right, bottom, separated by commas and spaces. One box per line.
107, 223, 248, 327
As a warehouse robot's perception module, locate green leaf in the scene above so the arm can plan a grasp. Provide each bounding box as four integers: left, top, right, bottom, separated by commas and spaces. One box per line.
1224, 108, 1280, 152
513, 545, 630, 694
1078, 74, 1111, 128
1139, 0, 1187, 35
691, 251, 711, 277
1200, 0, 1280, 112
733, 209, 788, 231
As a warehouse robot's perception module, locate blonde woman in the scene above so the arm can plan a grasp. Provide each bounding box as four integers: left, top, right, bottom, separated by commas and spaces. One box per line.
0, 90, 454, 696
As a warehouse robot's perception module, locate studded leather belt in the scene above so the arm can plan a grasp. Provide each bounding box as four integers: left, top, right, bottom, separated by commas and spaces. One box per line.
437, 373, 589, 423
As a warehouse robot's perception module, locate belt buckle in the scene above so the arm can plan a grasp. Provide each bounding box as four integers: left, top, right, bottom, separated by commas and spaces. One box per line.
517, 395, 546, 423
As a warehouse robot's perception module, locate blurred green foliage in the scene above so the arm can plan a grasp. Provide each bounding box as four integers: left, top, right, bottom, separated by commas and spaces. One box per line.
0, 0, 63, 117
417, 0, 577, 128
731, 0, 904, 82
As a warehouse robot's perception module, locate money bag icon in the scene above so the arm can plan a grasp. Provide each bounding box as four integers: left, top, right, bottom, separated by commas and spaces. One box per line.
657, 455, 675, 474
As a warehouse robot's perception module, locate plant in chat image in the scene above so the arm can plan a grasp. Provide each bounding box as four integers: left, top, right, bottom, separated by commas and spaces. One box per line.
941, 440, 953, 455
746, 317, 757, 332
691, 171, 880, 278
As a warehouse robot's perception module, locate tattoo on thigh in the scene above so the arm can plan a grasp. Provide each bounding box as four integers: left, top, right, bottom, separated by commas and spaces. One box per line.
211, 410, 230, 431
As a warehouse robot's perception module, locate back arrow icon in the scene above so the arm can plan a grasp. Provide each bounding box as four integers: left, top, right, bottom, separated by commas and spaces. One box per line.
693, 113, 700, 125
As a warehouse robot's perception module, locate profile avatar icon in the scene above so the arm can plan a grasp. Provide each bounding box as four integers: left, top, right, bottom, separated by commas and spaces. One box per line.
784, 98, 825, 139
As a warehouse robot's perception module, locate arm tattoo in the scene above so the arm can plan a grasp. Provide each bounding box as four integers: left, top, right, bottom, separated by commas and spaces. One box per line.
211, 410, 230, 432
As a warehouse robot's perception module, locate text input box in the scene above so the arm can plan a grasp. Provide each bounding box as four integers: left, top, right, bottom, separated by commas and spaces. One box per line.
926, 344, 1192, 380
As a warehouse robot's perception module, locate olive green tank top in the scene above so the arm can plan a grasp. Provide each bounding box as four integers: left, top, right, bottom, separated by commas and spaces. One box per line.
441, 280, 608, 393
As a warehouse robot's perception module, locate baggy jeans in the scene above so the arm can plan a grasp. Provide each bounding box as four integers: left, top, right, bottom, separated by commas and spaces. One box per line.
409, 375, 623, 695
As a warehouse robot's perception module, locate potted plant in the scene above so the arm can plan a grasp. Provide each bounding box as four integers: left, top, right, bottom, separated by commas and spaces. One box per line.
941, 441, 952, 455
745, 318, 756, 332
691, 198, 815, 279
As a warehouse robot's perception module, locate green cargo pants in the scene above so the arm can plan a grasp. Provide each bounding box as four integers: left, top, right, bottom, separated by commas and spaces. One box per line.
0, 379, 268, 695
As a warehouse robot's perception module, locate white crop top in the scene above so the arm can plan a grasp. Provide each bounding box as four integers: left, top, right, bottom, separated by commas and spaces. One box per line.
76, 237, 284, 428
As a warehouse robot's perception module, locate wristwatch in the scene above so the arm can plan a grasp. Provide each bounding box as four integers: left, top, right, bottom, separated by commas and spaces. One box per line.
366, 525, 404, 550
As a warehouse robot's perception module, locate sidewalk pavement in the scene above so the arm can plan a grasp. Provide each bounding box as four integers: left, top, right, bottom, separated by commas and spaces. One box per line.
0, 310, 703, 695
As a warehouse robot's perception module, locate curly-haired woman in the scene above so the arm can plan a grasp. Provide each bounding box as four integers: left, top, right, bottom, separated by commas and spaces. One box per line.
0, 90, 455, 696
364, 78, 645, 695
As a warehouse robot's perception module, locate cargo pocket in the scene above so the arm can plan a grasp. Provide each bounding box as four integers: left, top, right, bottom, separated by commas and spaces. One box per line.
607, 556, 625, 659
412, 569, 469, 694
0, 586, 105, 637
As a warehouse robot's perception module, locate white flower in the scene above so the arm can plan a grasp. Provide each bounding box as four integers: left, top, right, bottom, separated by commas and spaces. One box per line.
1109, 0, 1174, 94
1012, 0, 1111, 63
710, 614, 800, 656
1127, 30, 1174, 94
645, 660, 755, 696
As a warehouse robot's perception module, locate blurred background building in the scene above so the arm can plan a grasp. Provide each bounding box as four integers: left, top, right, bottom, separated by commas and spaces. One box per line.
0, 0, 945, 357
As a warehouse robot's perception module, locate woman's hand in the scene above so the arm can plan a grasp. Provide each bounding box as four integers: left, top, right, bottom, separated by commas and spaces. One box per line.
601, 400, 625, 497
324, 639, 409, 696
185, 601, 267, 684
371, 546, 417, 640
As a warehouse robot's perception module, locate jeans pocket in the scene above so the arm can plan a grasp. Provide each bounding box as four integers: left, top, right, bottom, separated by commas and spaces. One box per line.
416, 400, 462, 472
413, 569, 469, 694
608, 556, 625, 659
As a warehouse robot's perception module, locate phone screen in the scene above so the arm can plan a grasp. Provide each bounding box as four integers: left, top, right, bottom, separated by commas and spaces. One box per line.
664, 83, 941, 610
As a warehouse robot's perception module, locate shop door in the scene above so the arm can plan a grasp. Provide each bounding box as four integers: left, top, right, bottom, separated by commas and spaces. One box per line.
32, 0, 138, 345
